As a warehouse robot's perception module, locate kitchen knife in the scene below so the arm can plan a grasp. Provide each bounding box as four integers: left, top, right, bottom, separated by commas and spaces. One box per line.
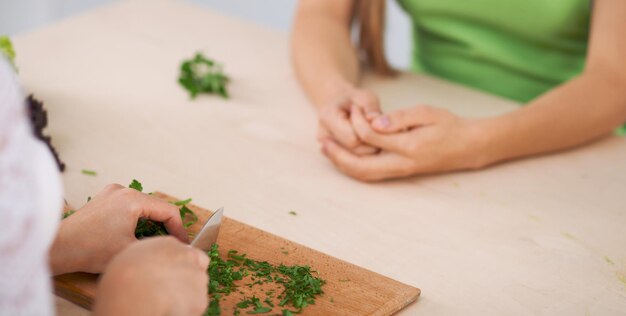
190, 207, 224, 251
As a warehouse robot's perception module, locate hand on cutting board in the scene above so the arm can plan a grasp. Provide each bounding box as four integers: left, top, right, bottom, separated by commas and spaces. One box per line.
93, 237, 209, 316
321, 105, 488, 181
50, 184, 189, 275
316, 88, 383, 156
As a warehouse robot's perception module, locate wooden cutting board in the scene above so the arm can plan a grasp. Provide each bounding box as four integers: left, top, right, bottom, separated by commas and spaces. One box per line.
55, 192, 420, 315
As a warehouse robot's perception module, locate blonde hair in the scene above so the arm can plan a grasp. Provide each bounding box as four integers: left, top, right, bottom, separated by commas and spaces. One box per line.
356, 0, 396, 76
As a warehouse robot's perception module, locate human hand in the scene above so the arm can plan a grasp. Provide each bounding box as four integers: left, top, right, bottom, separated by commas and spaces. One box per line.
317, 89, 383, 155
50, 184, 189, 275
93, 237, 209, 316
321, 105, 489, 181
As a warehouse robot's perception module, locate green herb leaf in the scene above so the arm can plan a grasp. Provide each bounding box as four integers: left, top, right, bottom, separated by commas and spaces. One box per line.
247, 307, 272, 314
81, 169, 97, 176
62, 210, 75, 219
288, 211, 297, 216
129, 179, 143, 192
172, 198, 192, 206
203, 297, 221, 316
179, 204, 198, 228
0, 36, 17, 70
237, 300, 251, 309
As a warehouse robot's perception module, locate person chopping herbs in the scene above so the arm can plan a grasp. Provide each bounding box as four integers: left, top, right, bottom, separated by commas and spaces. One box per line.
292, 0, 626, 181
0, 57, 208, 315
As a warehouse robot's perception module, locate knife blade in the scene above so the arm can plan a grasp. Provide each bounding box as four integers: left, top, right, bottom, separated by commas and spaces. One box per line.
190, 207, 224, 251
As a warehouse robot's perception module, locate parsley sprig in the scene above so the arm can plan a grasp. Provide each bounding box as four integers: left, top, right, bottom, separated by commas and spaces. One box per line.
178, 52, 229, 99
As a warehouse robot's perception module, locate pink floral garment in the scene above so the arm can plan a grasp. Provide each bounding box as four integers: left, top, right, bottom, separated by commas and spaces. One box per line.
0, 57, 63, 315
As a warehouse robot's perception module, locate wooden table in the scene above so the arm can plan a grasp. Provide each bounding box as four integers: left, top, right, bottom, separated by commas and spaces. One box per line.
14, 0, 626, 315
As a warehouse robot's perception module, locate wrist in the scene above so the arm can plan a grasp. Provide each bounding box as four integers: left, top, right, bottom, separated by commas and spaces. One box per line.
466, 117, 505, 169
50, 222, 75, 275
314, 77, 356, 112
49, 220, 90, 275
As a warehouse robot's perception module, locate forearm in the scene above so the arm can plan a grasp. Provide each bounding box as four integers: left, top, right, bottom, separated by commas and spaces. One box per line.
291, 3, 359, 109
478, 72, 626, 166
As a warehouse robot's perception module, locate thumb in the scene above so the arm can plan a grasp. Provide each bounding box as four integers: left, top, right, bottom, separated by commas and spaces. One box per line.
371, 105, 439, 133
350, 90, 381, 117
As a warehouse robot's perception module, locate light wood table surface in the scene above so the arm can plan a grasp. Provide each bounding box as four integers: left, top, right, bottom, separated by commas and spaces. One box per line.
13, 0, 626, 315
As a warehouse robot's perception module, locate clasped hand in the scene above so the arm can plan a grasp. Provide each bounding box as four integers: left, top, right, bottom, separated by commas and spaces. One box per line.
318, 89, 489, 181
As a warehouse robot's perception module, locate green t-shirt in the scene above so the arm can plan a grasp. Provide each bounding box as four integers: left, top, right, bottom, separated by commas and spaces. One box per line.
398, 0, 626, 134
398, 0, 590, 103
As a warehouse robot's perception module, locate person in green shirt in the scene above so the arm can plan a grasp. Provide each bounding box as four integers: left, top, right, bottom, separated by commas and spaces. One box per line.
291, 0, 626, 181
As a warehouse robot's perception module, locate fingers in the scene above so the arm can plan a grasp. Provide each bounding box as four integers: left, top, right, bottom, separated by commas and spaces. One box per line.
350, 106, 414, 155
133, 194, 189, 243
316, 124, 331, 142
352, 144, 381, 155
321, 138, 417, 181
190, 247, 210, 271
95, 236, 208, 316
148, 237, 208, 271
371, 105, 442, 133
183, 268, 209, 315
351, 90, 382, 118
319, 105, 380, 155
319, 104, 361, 149
177, 256, 209, 315
318, 123, 377, 155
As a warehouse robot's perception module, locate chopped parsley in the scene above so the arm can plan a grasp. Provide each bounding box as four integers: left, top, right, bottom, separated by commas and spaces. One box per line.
204, 244, 326, 315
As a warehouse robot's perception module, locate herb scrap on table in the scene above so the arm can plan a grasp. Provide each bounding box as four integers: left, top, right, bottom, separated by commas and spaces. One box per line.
81, 169, 97, 176
178, 52, 230, 99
